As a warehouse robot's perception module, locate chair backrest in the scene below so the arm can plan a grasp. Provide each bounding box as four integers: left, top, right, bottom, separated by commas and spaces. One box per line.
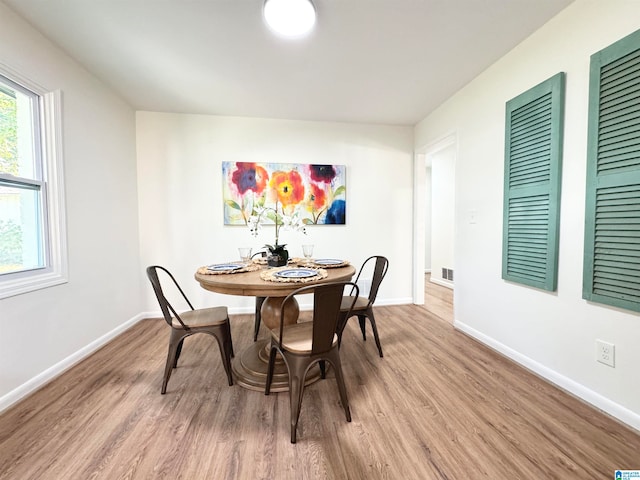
353, 256, 389, 305
278, 282, 359, 355
146, 265, 193, 329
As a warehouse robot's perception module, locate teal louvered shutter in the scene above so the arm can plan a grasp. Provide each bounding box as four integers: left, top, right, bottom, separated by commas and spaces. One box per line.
502, 73, 565, 291
583, 28, 640, 312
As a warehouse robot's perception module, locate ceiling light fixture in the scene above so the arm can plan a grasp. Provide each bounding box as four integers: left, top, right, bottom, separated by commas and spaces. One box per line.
263, 0, 316, 38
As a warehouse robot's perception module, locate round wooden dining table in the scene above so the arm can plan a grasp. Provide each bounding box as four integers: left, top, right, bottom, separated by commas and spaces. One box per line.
194, 263, 356, 391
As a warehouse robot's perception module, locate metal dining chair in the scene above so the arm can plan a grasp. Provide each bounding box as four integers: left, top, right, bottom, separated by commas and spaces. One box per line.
265, 281, 359, 443
146, 265, 234, 393
336, 255, 389, 357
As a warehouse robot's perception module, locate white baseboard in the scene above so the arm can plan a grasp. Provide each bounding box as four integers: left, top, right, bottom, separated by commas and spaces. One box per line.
454, 319, 640, 432
375, 297, 413, 306
430, 277, 454, 290
0, 312, 147, 414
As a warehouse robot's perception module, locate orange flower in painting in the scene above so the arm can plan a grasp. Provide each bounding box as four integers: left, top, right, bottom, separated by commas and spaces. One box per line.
270, 170, 305, 207
308, 183, 326, 211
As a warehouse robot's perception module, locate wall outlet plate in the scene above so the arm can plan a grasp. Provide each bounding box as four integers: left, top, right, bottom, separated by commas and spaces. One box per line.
596, 340, 615, 367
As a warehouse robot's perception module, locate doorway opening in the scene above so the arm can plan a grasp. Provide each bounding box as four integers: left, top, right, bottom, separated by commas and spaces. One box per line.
413, 134, 456, 307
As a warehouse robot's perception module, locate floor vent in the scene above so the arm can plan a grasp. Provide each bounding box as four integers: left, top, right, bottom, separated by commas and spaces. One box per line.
441, 268, 454, 281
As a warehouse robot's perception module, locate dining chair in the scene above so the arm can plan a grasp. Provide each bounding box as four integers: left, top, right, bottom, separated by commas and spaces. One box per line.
146, 265, 234, 393
265, 281, 359, 443
336, 255, 389, 357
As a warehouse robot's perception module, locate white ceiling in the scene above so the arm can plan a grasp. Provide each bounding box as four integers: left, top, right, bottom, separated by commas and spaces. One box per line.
3, 0, 573, 126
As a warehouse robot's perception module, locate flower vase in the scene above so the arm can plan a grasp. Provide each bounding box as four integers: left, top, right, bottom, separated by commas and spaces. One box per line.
267, 245, 289, 267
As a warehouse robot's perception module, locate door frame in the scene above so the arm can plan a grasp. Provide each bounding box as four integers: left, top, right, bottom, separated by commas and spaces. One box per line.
413, 132, 457, 304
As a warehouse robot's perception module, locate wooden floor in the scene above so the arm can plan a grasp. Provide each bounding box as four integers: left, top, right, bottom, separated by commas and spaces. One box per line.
0, 286, 638, 479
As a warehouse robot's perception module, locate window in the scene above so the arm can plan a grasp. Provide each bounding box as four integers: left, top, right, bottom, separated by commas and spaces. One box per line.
0, 65, 67, 299
502, 72, 565, 291
583, 28, 640, 312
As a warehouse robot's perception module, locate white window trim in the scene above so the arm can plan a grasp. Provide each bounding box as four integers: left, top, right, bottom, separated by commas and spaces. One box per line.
0, 63, 68, 299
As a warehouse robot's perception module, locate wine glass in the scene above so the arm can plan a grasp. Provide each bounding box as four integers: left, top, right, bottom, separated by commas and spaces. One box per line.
302, 244, 314, 265
238, 247, 252, 264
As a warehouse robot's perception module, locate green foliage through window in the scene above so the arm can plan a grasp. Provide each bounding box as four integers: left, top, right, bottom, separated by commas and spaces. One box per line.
0, 88, 18, 176
0, 219, 22, 271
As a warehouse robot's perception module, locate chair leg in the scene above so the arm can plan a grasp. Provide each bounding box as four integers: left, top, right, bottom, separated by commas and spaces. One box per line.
288, 371, 306, 444
265, 344, 277, 395
358, 315, 367, 341
329, 351, 351, 422
226, 321, 235, 359
254, 296, 265, 342
212, 328, 234, 386
319, 360, 326, 379
162, 330, 184, 394
367, 309, 384, 358
173, 338, 184, 368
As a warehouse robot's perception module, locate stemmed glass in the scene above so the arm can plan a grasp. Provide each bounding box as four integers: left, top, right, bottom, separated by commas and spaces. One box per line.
238, 247, 252, 264
302, 244, 314, 266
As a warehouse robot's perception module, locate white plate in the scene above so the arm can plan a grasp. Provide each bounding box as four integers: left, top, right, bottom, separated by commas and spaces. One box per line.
207, 263, 244, 272
314, 258, 343, 265
274, 268, 318, 279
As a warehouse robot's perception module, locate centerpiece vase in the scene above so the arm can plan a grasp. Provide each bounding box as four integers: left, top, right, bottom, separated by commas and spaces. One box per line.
267, 244, 289, 267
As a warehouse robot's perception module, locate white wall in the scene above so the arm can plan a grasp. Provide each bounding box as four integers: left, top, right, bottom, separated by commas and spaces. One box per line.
136, 113, 414, 312
0, 3, 142, 409
429, 144, 456, 286
415, 0, 640, 429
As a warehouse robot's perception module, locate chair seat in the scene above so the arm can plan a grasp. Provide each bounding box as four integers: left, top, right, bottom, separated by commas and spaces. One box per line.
270, 322, 338, 354
340, 295, 369, 312
172, 306, 229, 328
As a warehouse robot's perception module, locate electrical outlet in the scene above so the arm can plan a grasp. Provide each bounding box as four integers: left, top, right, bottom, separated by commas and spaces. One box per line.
596, 340, 615, 367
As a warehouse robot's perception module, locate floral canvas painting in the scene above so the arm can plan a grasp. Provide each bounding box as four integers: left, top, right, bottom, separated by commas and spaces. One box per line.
222, 162, 346, 226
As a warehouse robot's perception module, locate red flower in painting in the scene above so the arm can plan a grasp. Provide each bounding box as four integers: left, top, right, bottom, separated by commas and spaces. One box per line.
231, 162, 268, 195
270, 170, 305, 207
308, 183, 326, 211
309, 164, 336, 184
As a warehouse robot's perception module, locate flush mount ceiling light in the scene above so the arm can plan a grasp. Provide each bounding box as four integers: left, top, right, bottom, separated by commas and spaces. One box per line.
263, 0, 316, 38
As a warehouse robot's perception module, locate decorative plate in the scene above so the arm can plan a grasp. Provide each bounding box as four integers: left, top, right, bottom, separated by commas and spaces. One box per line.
273, 268, 318, 279
207, 263, 244, 272
313, 258, 344, 265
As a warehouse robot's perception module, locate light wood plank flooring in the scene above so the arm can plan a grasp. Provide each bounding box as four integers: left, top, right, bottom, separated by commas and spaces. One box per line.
0, 292, 638, 479
424, 273, 453, 323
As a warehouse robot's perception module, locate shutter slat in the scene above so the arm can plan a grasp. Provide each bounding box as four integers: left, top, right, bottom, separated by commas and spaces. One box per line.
598, 138, 640, 157
597, 84, 640, 174
597, 203, 640, 213
601, 46, 640, 77
598, 117, 640, 139
599, 106, 640, 130
599, 124, 640, 147
595, 255, 640, 267
511, 93, 552, 119
600, 86, 640, 115
513, 116, 551, 135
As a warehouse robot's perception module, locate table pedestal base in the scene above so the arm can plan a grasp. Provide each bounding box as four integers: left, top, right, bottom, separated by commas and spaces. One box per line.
231, 340, 321, 392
